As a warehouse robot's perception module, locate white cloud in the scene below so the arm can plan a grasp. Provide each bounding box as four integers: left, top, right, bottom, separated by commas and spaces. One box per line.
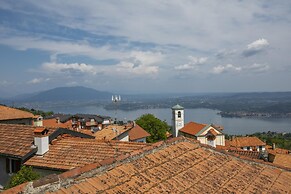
116, 61, 159, 75
212, 64, 242, 74
243, 38, 269, 57
175, 56, 207, 71
130, 51, 163, 66
247, 38, 269, 50
27, 78, 50, 84
0, 36, 125, 60
114, 51, 162, 76
42, 62, 97, 75
39, 50, 163, 77
212, 63, 270, 74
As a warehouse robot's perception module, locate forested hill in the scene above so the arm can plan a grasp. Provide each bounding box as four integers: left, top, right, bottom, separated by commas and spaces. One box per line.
4, 86, 113, 102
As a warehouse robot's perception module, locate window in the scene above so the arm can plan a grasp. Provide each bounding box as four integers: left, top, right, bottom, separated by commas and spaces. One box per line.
6, 158, 21, 174
178, 111, 181, 118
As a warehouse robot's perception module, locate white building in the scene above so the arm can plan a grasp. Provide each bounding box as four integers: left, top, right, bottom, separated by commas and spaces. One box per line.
172, 105, 225, 147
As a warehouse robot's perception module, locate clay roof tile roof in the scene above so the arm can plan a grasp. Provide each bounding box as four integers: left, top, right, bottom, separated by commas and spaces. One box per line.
10, 137, 291, 193
272, 154, 291, 169
129, 124, 150, 141
42, 118, 72, 128
25, 138, 151, 170
179, 122, 207, 136
0, 124, 36, 158
81, 124, 131, 140
230, 136, 266, 147
0, 105, 34, 120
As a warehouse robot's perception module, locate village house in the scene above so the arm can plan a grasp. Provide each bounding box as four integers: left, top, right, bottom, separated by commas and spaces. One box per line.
6, 136, 291, 193
228, 136, 266, 151
79, 122, 150, 143
43, 114, 73, 129
128, 123, 151, 143
0, 105, 36, 125
0, 124, 94, 189
172, 104, 225, 147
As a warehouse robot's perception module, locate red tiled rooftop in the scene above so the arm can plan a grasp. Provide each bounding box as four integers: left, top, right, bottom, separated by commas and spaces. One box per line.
229, 136, 266, 147
0, 105, 34, 120
272, 154, 291, 169
81, 124, 131, 140
42, 118, 72, 128
179, 121, 207, 136
129, 124, 150, 141
266, 145, 290, 155
25, 137, 151, 170
0, 124, 36, 158
12, 137, 291, 193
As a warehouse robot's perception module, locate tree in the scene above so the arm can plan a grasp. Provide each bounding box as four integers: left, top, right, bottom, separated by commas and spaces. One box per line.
5, 166, 40, 189
136, 114, 169, 143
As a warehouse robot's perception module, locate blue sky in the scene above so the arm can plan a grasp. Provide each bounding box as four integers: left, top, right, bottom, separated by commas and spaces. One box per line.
0, 0, 291, 97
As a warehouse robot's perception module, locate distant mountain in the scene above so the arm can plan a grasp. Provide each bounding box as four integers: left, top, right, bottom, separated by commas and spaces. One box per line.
13, 86, 113, 102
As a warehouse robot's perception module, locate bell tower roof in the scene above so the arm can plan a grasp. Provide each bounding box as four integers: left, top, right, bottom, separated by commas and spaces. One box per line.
172, 104, 184, 110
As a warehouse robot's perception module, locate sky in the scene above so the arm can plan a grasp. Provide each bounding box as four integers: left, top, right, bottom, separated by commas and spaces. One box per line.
0, 0, 291, 97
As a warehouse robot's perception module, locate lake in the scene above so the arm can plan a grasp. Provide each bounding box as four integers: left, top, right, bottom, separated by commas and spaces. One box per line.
41, 105, 291, 135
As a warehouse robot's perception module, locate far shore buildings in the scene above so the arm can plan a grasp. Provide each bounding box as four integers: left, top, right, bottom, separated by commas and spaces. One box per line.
172, 104, 225, 147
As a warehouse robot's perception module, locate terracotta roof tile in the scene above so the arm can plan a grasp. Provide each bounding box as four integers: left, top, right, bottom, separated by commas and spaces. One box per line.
0, 124, 37, 158
25, 138, 150, 170
229, 136, 266, 147
179, 121, 207, 136
228, 150, 260, 159
42, 118, 72, 128
266, 145, 290, 154
80, 124, 130, 140
0, 105, 34, 120
272, 154, 291, 169
128, 124, 150, 141
6, 137, 291, 193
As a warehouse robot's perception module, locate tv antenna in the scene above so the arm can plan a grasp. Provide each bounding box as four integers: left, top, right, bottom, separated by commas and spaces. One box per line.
112, 95, 121, 124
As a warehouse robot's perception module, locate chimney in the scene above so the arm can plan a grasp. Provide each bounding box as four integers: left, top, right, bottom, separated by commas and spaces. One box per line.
56, 117, 60, 124
34, 127, 49, 155
272, 143, 276, 150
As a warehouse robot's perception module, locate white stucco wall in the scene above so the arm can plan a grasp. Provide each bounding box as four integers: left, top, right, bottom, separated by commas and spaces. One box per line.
215, 135, 225, 146
197, 135, 225, 147
117, 132, 129, 142
197, 136, 207, 144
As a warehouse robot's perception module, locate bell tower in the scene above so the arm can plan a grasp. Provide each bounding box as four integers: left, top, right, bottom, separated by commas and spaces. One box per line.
172, 104, 184, 137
